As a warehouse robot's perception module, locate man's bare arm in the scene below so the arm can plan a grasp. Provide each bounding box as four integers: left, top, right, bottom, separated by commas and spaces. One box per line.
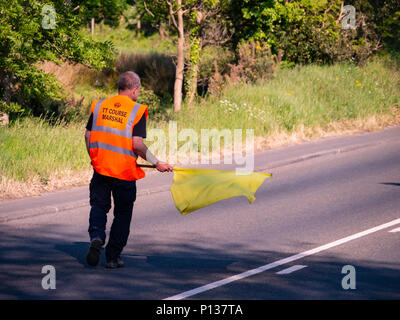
85, 130, 91, 156
133, 136, 173, 172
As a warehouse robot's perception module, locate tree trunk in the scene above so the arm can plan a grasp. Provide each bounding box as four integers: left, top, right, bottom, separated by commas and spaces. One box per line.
137, 16, 141, 39
159, 24, 166, 41
173, 0, 184, 112
0, 112, 9, 126
91, 18, 95, 35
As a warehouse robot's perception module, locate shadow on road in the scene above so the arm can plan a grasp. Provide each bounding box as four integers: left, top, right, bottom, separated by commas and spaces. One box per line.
54, 241, 237, 271
0, 223, 399, 300
55, 242, 91, 268
380, 182, 400, 187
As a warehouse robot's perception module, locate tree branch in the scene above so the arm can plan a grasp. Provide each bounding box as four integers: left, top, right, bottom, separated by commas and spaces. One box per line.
166, 1, 179, 30
336, 2, 345, 24
143, 1, 155, 18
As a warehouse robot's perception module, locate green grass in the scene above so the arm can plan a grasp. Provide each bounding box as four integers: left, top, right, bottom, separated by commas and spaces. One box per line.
89, 25, 175, 55
1, 57, 399, 190
164, 57, 400, 137
0, 118, 88, 182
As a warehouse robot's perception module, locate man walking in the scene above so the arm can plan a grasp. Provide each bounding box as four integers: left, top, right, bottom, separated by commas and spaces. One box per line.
84, 71, 173, 268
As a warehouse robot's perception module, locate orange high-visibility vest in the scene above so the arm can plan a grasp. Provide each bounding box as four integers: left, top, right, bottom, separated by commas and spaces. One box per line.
89, 95, 148, 181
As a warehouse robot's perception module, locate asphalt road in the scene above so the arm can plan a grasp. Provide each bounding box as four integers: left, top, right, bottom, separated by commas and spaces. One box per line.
1, 127, 399, 299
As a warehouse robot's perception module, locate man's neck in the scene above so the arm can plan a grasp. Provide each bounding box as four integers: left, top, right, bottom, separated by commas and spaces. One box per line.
118, 91, 134, 101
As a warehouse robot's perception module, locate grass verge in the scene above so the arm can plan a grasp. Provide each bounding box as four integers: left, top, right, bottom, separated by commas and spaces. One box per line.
1, 57, 399, 200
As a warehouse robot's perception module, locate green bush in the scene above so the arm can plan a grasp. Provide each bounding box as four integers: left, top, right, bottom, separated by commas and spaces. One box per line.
197, 45, 235, 93
0, 0, 115, 120
229, 0, 398, 65
138, 88, 161, 117
0, 102, 25, 120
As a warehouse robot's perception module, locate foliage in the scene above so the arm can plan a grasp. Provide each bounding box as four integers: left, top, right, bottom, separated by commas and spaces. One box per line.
1, 58, 399, 196
185, 36, 201, 97
0, 0, 115, 118
197, 45, 235, 95
226, 40, 283, 84
138, 87, 163, 119
362, 0, 400, 51
175, 56, 400, 136
133, 0, 170, 33
71, 0, 128, 27
139, 0, 232, 106
226, 0, 400, 64
207, 40, 283, 96
226, 0, 342, 64
91, 24, 175, 54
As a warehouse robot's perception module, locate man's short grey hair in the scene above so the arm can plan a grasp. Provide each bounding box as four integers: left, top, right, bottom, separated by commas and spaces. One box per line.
118, 71, 141, 91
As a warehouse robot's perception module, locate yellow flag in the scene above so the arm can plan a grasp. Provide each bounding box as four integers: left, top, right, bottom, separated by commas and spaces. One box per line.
171, 167, 272, 215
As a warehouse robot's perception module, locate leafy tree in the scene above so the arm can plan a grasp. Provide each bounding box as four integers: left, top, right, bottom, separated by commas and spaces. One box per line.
228, 0, 399, 64
226, 0, 343, 64
141, 0, 231, 110
360, 0, 400, 51
134, 0, 170, 38
0, 0, 115, 118
71, 0, 128, 28
184, 1, 233, 106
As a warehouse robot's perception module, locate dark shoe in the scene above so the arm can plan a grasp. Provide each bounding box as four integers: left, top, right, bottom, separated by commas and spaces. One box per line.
106, 257, 124, 269
116, 256, 124, 268
105, 261, 118, 269
86, 238, 103, 266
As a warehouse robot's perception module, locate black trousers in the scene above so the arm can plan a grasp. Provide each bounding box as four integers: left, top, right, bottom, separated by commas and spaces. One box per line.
88, 170, 137, 262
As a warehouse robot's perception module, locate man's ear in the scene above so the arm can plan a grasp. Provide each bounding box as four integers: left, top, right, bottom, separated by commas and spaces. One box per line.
135, 87, 140, 98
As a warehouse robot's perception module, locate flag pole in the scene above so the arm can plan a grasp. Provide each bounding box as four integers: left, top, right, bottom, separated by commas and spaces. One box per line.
137, 164, 156, 168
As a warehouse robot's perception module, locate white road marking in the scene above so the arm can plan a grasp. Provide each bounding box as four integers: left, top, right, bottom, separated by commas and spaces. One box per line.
276, 265, 307, 275
165, 218, 400, 300
389, 227, 400, 233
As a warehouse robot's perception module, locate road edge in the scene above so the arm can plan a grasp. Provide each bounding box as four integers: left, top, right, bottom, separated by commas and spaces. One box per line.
0, 139, 385, 223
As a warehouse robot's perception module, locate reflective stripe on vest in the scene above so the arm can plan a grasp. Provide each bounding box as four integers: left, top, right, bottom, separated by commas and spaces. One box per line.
89, 142, 137, 157
89, 99, 140, 158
